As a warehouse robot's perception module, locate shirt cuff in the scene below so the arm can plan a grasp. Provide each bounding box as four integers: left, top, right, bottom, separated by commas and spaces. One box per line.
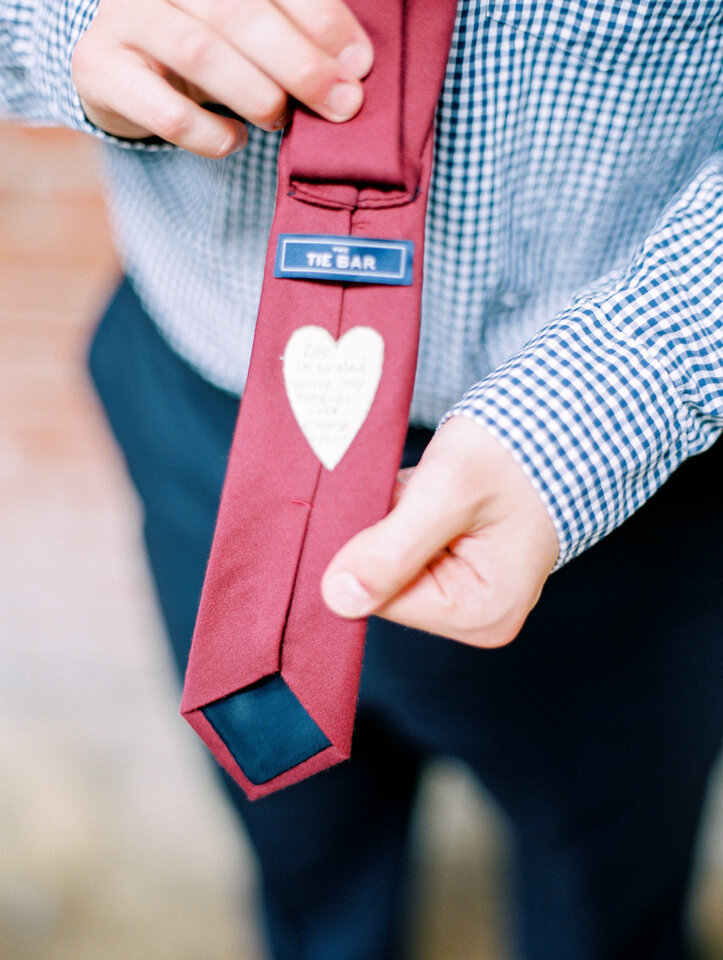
440, 303, 694, 570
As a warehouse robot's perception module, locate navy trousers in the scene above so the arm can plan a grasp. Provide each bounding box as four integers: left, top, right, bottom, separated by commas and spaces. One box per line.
89, 278, 722, 960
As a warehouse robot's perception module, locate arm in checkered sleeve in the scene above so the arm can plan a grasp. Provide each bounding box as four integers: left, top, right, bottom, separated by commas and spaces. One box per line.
0, 0, 101, 129
443, 153, 723, 570
323, 155, 721, 647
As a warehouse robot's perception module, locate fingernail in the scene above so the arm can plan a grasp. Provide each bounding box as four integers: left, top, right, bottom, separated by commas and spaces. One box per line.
337, 41, 373, 79
230, 127, 248, 153
325, 82, 362, 121
325, 571, 372, 618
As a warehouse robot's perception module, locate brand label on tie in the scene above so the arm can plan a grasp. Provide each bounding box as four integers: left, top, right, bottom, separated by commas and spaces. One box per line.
274, 235, 413, 285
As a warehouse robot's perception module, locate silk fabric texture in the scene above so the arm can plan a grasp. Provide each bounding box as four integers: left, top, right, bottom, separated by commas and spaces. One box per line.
181, 0, 458, 799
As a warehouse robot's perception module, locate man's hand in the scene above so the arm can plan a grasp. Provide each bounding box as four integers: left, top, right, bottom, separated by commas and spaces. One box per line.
71, 0, 374, 156
321, 416, 559, 648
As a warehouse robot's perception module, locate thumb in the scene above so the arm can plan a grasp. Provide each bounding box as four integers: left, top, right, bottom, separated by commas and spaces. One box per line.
321, 449, 479, 619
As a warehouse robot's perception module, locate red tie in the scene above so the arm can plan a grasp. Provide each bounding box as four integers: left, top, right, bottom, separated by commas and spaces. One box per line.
181, 0, 458, 800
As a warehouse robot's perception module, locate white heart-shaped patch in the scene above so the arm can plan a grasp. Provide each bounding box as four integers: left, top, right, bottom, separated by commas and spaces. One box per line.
282, 325, 385, 471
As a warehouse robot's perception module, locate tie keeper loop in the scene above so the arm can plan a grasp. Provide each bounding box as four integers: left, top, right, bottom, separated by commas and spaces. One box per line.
286, 176, 421, 211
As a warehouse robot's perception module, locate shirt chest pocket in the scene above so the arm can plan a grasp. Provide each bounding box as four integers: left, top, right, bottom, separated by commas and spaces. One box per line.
485, 0, 723, 72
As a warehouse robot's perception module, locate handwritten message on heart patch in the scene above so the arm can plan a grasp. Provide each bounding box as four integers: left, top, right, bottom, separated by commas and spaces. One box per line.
283, 326, 384, 470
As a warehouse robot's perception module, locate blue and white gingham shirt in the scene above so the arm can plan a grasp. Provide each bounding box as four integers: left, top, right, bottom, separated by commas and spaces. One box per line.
2, 0, 722, 566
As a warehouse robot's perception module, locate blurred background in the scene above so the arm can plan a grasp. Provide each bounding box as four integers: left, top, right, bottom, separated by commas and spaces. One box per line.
0, 121, 721, 960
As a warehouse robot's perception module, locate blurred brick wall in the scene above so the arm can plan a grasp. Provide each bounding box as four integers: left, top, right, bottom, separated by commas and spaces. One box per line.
0, 123, 260, 960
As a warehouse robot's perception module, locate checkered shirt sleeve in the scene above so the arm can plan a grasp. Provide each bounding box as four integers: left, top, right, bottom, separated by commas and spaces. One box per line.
1, 0, 103, 130
444, 155, 723, 569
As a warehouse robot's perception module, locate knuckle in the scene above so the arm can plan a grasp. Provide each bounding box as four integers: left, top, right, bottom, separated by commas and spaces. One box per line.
450, 595, 486, 636
440, 585, 519, 649
291, 53, 330, 100
458, 630, 512, 650
251, 87, 288, 128
208, 127, 244, 158
253, 92, 286, 127
470, 623, 517, 650
236, 6, 274, 51
206, 0, 239, 23
472, 625, 517, 649
151, 100, 190, 142
174, 28, 210, 71
469, 603, 523, 649
313, 7, 344, 47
